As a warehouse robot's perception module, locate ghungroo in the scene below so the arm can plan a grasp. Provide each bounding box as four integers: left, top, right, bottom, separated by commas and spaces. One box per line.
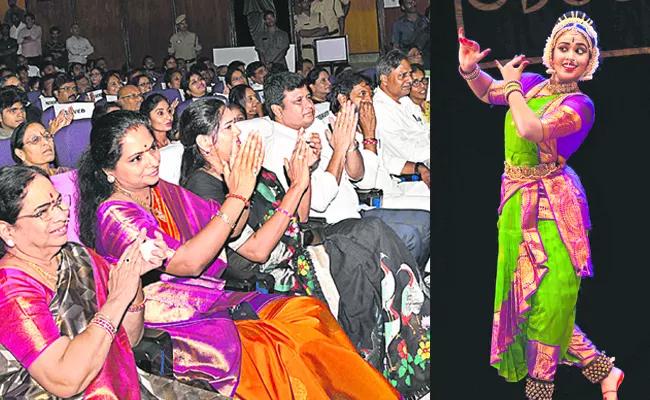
582, 352, 614, 384
525, 376, 554, 400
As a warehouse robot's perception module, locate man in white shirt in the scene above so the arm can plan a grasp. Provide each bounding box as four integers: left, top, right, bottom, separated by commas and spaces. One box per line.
65, 23, 94, 65
16, 12, 40, 65
330, 71, 429, 210
8, 12, 24, 55
260, 71, 430, 268
373, 49, 430, 185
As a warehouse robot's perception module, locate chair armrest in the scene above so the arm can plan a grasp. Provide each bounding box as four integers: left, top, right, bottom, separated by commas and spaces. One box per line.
132, 327, 174, 377
355, 188, 383, 208
224, 272, 276, 294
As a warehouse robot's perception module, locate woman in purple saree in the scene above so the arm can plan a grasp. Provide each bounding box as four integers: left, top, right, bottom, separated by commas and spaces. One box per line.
75, 110, 399, 399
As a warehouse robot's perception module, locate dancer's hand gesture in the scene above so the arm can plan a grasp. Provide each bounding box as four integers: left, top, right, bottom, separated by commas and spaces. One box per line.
458, 27, 491, 73
495, 54, 530, 82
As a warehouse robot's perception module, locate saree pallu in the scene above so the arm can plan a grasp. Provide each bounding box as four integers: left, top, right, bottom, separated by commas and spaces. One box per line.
0, 242, 226, 399
490, 91, 599, 382
96, 180, 400, 399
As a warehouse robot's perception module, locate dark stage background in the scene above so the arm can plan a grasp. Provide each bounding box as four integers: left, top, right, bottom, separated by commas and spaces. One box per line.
431, 1, 650, 399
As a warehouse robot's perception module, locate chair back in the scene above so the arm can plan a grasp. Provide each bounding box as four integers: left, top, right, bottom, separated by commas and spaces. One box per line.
40, 106, 56, 129
0, 138, 15, 167
27, 90, 40, 105
54, 119, 92, 168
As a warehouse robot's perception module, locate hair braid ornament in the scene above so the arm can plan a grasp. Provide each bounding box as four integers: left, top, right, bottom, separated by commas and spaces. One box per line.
542, 11, 600, 81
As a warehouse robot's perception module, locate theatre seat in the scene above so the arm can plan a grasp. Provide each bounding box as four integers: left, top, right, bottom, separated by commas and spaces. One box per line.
54, 119, 92, 169
40, 106, 56, 129
0, 138, 14, 167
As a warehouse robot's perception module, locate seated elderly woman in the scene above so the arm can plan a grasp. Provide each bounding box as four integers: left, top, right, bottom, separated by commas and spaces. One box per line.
139, 93, 178, 147
75, 110, 399, 399
181, 100, 431, 399
0, 165, 226, 399
228, 84, 263, 120
11, 120, 73, 176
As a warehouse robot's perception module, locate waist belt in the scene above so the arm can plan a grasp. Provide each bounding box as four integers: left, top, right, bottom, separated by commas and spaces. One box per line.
504, 161, 560, 180
301, 44, 314, 49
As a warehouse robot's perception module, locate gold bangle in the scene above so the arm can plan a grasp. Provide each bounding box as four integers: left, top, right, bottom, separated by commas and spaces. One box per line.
215, 210, 236, 230
128, 297, 146, 313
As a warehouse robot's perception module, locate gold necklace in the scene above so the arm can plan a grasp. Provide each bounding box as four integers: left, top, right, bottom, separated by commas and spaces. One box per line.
115, 185, 167, 222
10, 253, 60, 285
546, 80, 579, 95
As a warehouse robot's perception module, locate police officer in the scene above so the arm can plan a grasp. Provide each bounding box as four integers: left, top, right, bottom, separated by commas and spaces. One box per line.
168, 14, 202, 68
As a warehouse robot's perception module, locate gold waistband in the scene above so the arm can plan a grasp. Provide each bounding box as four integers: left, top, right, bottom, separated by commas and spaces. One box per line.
504, 161, 560, 180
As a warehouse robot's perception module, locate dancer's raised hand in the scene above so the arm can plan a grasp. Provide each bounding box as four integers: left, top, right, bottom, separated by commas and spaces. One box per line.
458, 27, 491, 73
495, 54, 530, 82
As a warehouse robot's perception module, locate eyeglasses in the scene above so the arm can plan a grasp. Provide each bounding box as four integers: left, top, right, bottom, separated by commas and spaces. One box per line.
17, 194, 71, 222
190, 77, 205, 86
412, 77, 429, 87
25, 133, 54, 146
58, 85, 77, 92
120, 93, 144, 100
138, 81, 152, 88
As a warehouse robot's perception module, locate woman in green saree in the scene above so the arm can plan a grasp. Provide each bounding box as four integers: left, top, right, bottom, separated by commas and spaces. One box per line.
457, 11, 623, 400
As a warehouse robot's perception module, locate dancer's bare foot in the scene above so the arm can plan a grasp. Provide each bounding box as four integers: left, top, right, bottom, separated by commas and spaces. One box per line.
601, 366, 624, 400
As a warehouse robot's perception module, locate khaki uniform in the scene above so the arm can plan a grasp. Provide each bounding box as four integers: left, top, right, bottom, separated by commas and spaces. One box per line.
295, 12, 323, 63
310, 0, 344, 35
168, 31, 202, 62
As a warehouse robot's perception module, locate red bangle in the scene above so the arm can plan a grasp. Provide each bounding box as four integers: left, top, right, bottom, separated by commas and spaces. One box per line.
362, 138, 378, 146
275, 207, 295, 219
226, 193, 250, 207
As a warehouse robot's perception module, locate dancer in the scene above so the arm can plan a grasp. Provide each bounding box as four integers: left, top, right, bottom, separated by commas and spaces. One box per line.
457, 11, 623, 400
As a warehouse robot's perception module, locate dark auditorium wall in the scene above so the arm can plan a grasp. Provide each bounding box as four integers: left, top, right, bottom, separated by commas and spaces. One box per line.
26, 0, 232, 70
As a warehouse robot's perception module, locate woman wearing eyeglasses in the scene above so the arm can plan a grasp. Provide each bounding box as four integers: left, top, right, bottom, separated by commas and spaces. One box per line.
10, 121, 71, 176
131, 74, 153, 95
407, 64, 429, 123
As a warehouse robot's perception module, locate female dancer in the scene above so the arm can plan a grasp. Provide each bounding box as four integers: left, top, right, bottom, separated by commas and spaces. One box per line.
458, 11, 623, 400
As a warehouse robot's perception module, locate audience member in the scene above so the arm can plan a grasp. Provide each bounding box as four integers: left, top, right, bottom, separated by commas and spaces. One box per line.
139, 92, 176, 147
88, 66, 102, 90
181, 70, 207, 99
91, 100, 120, 125
228, 59, 245, 73
52, 73, 78, 104
391, 0, 428, 52
141, 54, 160, 82
0, 23, 17, 65
101, 70, 123, 97
163, 67, 182, 90
39, 59, 56, 75
162, 54, 176, 71
405, 44, 424, 65
16, 12, 41, 66
228, 84, 263, 120
225, 65, 247, 90
373, 50, 430, 184
130, 73, 153, 95
262, 72, 430, 269
295, 0, 330, 63
67, 61, 84, 77
245, 60, 267, 100
7, 10, 23, 47
66, 23, 94, 65
334, 63, 353, 77
408, 63, 429, 122
254, 10, 290, 67
0, 85, 25, 138
3, 0, 24, 25
74, 73, 91, 95
116, 84, 143, 111
168, 14, 201, 66
94, 56, 106, 72
10, 120, 72, 175
40, 72, 55, 97
27, 75, 39, 91
44, 25, 67, 67
296, 59, 313, 79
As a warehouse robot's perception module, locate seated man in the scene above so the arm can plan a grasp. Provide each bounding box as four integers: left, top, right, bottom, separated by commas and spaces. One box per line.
117, 84, 143, 111
330, 71, 429, 210
261, 71, 430, 270
0, 86, 25, 139
52, 74, 79, 104
373, 49, 430, 186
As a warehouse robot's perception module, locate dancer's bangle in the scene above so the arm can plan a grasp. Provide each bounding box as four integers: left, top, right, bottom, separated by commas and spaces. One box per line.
505, 87, 524, 102
128, 297, 146, 313
215, 210, 236, 230
459, 64, 481, 81
226, 193, 250, 207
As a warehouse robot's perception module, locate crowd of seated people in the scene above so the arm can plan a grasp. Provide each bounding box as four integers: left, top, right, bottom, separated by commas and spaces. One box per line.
0, 11, 432, 398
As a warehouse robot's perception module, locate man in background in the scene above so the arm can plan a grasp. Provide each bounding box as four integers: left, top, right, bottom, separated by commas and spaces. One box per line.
44, 26, 67, 67
168, 14, 201, 68
391, 0, 428, 52
3, 0, 24, 25
16, 12, 41, 66
254, 10, 289, 68
66, 23, 94, 65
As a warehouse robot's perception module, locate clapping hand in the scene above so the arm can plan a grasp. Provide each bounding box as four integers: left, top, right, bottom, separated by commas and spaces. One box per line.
107, 229, 147, 305
326, 100, 358, 152
224, 131, 264, 200
284, 136, 311, 191
47, 106, 74, 135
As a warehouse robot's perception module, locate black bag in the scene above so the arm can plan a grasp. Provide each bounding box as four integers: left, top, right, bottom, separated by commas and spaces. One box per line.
133, 328, 175, 378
